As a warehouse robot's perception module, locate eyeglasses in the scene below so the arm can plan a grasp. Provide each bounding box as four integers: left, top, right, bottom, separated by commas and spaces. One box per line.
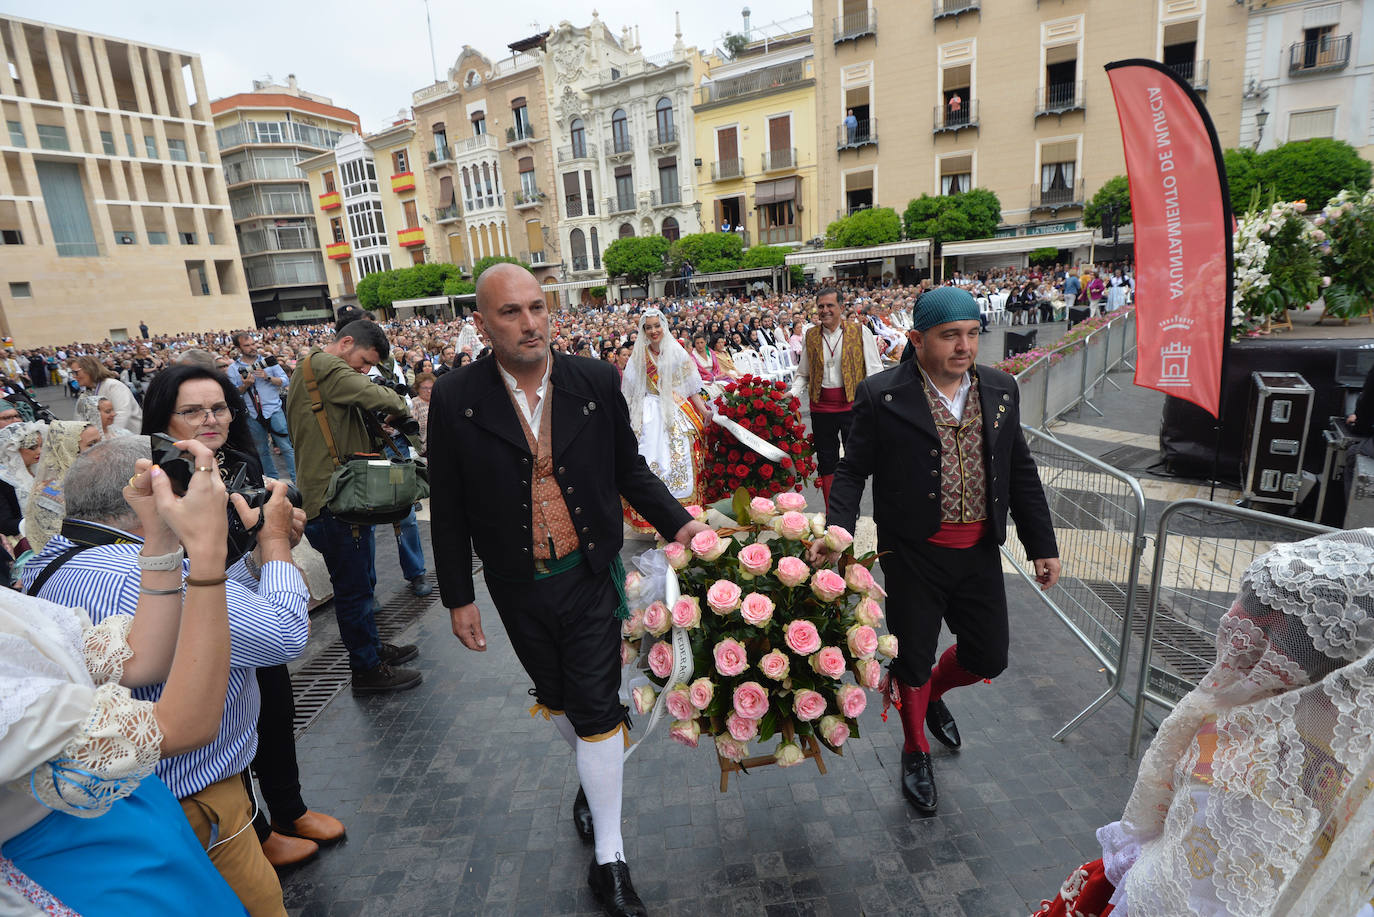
174, 405, 237, 423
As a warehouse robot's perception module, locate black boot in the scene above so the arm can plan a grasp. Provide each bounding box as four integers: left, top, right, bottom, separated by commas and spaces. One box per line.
573, 786, 594, 842
924, 698, 962, 750
901, 750, 938, 815
587, 858, 648, 917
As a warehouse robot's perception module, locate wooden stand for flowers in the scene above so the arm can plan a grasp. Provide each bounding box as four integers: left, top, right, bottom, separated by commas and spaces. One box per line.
1270, 309, 1294, 333
710, 717, 834, 792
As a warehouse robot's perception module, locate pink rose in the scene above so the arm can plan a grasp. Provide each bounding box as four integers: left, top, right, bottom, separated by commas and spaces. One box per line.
726, 711, 759, 741
647, 641, 674, 678
665, 685, 694, 721
824, 525, 855, 552
778, 511, 809, 541
776, 556, 811, 588
620, 641, 637, 666
643, 601, 671, 637
671, 596, 701, 629
774, 491, 807, 513
713, 638, 749, 677
707, 580, 742, 615
853, 597, 884, 627
732, 681, 770, 719
844, 564, 875, 594
818, 714, 850, 748
624, 570, 645, 601
876, 634, 898, 660
809, 513, 827, 536
758, 649, 790, 681
631, 684, 656, 715
622, 608, 646, 639
784, 619, 822, 656
747, 496, 777, 523
685, 504, 704, 520
690, 528, 728, 561
837, 683, 867, 718
792, 688, 827, 722
774, 741, 805, 767
663, 541, 689, 571
810, 646, 847, 680
738, 543, 773, 576
867, 580, 887, 600
669, 719, 700, 748
715, 734, 748, 762
846, 624, 879, 659
688, 677, 714, 711
810, 569, 847, 603
739, 592, 775, 627
855, 657, 882, 690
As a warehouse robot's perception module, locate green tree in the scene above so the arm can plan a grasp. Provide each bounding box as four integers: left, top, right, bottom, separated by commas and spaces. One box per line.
1223, 148, 1259, 216
603, 235, 670, 288
824, 207, 902, 248
738, 245, 803, 287
442, 278, 475, 296
901, 189, 1001, 243
665, 232, 745, 275
1084, 175, 1133, 229
355, 263, 461, 311
1226, 139, 1372, 216
1028, 247, 1059, 267
723, 34, 749, 60
471, 254, 529, 279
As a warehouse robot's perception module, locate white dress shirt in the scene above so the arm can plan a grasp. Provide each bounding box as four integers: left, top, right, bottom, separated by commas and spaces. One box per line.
497, 355, 553, 441
919, 366, 973, 422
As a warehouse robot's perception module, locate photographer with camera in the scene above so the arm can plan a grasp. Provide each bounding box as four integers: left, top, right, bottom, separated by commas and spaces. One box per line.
230, 332, 296, 482
285, 320, 423, 695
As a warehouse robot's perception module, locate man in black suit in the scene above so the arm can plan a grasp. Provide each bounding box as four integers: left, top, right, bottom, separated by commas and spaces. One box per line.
815, 286, 1060, 815
427, 264, 709, 917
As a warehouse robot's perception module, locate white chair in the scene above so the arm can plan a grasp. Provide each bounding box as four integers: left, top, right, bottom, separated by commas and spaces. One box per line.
987, 292, 1008, 325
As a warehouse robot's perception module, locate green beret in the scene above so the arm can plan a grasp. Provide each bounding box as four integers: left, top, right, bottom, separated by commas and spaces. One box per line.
913, 286, 982, 332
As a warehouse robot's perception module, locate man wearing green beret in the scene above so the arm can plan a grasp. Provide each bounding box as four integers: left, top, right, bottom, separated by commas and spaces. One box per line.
815, 285, 1060, 815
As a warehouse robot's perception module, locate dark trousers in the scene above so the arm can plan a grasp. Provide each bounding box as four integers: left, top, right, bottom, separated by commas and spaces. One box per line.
811, 408, 855, 477
879, 537, 1009, 686
250, 664, 306, 840
304, 510, 380, 671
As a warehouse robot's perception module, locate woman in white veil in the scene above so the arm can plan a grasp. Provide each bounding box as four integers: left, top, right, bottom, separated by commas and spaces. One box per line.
621, 309, 711, 533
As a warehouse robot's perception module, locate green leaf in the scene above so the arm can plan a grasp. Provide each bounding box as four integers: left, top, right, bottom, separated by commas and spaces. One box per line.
757, 710, 778, 743
731, 487, 751, 526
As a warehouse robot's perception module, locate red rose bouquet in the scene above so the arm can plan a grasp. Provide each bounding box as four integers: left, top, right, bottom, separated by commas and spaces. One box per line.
703, 375, 816, 503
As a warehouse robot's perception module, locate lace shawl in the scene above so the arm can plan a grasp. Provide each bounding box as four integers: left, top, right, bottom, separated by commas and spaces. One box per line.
1117, 529, 1374, 917
22, 420, 91, 553
621, 309, 703, 439
0, 422, 42, 508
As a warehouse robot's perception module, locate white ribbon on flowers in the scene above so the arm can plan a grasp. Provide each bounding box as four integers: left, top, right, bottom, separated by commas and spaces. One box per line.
624, 555, 694, 762
711, 414, 787, 463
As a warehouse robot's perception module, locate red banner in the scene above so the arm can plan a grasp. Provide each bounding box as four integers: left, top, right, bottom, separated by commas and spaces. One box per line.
1106, 60, 1232, 418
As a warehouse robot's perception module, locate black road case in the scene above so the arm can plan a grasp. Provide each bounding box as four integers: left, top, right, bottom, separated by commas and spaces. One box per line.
1242, 372, 1315, 506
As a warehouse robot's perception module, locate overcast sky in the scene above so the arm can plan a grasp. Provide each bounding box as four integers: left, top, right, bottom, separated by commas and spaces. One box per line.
10, 0, 808, 132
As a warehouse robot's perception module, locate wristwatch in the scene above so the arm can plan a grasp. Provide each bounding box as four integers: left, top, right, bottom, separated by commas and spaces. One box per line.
136, 546, 185, 571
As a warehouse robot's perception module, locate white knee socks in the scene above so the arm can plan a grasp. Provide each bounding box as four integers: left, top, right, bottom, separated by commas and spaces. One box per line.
551, 712, 578, 750
575, 734, 625, 865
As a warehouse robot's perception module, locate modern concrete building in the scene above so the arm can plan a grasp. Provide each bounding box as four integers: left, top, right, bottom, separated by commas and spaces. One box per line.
211, 77, 358, 325
0, 15, 253, 345
809, 0, 1249, 272
299, 120, 438, 308
1239, 0, 1371, 157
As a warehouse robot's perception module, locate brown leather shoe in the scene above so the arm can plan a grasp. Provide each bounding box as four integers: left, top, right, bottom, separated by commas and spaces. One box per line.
272, 810, 347, 846
260, 830, 318, 868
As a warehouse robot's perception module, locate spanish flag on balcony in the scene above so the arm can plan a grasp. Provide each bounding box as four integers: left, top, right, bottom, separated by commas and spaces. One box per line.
391, 172, 416, 193
319, 191, 341, 211
397, 227, 425, 248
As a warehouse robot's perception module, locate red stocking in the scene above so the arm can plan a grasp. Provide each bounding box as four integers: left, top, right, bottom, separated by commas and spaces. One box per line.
928, 644, 981, 703
896, 678, 931, 753
818, 474, 834, 512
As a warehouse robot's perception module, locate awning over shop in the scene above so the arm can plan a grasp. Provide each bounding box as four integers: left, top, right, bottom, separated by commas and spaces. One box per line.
542, 277, 608, 292
688, 267, 781, 284
391, 296, 450, 313
785, 239, 931, 266
754, 177, 798, 206
940, 230, 1095, 257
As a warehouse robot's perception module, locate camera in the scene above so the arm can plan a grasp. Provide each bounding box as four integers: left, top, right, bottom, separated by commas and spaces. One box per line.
149, 432, 302, 513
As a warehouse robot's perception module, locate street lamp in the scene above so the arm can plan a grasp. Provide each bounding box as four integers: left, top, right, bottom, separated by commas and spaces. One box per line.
1254, 109, 1269, 150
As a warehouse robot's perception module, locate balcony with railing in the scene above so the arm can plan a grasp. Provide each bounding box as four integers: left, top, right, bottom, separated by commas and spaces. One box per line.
452, 133, 500, 159
606, 194, 637, 215
934, 100, 978, 134
762, 148, 796, 171
1030, 179, 1086, 212
231, 195, 314, 220
1035, 82, 1085, 117
1167, 59, 1210, 91
834, 8, 877, 44
435, 203, 462, 223
246, 258, 328, 288
649, 126, 678, 148
465, 192, 505, 213
506, 124, 536, 147
696, 60, 810, 106
572, 255, 590, 272
932, 0, 979, 20
564, 197, 588, 218
836, 118, 878, 151
427, 146, 450, 167
390, 171, 416, 193
558, 141, 598, 163
712, 158, 745, 181
647, 188, 683, 208
239, 225, 320, 255
1289, 34, 1350, 74
513, 188, 546, 210
607, 134, 634, 160
521, 250, 552, 266
325, 241, 351, 261
758, 225, 801, 245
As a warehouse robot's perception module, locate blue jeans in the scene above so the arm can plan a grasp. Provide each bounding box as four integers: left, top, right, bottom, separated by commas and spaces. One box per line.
304, 511, 380, 671
390, 508, 426, 581
251, 410, 296, 481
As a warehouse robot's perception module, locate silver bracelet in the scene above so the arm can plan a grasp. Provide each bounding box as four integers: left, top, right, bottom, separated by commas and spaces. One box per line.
136, 546, 185, 571
139, 584, 183, 596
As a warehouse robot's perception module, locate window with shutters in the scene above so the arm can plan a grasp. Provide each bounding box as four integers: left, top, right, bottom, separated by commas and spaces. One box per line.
1288, 108, 1336, 141
614, 169, 634, 213
323, 170, 336, 192
590, 227, 600, 268
519, 156, 538, 197
655, 98, 675, 144
715, 127, 741, 180
339, 261, 354, 294
392, 149, 409, 174
611, 110, 630, 153
765, 116, 793, 170
569, 228, 588, 271
330, 217, 345, 243
403, 200, 419, 229
658, 159, 680, 205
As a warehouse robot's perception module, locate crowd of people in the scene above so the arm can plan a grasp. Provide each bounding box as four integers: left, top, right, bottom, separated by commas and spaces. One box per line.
946, 261, 1135, 326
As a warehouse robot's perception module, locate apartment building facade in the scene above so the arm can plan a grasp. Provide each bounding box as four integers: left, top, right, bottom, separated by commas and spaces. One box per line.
0, 15, 252, 345
810, 0, 1248, 265
212, 78, 357, 325
300, 122, 437, 307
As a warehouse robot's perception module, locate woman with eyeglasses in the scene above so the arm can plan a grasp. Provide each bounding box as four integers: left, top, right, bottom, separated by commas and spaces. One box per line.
70, 355, 141, 434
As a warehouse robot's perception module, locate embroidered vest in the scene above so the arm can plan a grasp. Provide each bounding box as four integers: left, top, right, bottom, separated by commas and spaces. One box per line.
805, 322, 866, 403
923, 376, 989, 523
506, 384, 579, 559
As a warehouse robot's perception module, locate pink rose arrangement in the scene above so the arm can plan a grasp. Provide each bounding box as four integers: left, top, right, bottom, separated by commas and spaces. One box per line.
707, 580, 742, 616
739, 593, 775, 627
713, 638, 749, 677
663, 541, 689, 571
671, 596, 702, 630
747, 496, 777, 523
643, 601, 671, 638
688, 677, 715, 711
665, 685, 694, 721
737, 543, 773, 577
774, 491, 807, 513
776, 556, 810, 588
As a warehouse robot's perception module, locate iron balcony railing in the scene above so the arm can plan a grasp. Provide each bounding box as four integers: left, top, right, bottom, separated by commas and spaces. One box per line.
506, 124, 536, 144
696, 61, 808, 105
606, 195, 636, 215
932, 0, 979, 20
513, 188, 545, 208
833, 8, 877, 43
608, 134, 633, 155
572, 255, 590, 271
434, 203, 461, 222
1035, 81, 1085, 117
521, 250, 550, 266
649, 126, 678, 146
711, 158, 745, 181
758, 225, 801, 245
836, 118, 877, 151
645, 189, 682, 208
1031, 179, 1086, 211
762, 148, 796, 171
1167, 58, 1210, 91
933, 100, 978, 133
557, 140, 598, 162
1289, 33, 1351, 74
564, 197, 589, 218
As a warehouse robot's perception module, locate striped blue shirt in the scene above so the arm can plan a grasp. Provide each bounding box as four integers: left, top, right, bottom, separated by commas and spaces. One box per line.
22, 531, 310, 800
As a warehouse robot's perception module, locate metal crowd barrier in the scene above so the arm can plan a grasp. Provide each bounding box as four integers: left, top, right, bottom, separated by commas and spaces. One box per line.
1014, 309, 1137, 429
1001, 424, 1149, 740
1127, 498, 1334, 756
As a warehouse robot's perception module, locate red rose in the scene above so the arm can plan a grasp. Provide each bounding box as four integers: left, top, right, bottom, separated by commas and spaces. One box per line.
759, 464, 774, 478
728, 450, 740, 463
735, 464, 748, 478
780, 456, 793, 469
772, 425, 784, 438
743, 452, 756, 464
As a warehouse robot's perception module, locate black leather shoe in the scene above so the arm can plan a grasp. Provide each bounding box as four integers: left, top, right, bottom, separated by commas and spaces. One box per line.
901, 751, 938, 815
351, 663, 422, 695
573, 786, 594, 842
925, 698, 962, 750
380, 642, 419, 666
587, 858, 647, 917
